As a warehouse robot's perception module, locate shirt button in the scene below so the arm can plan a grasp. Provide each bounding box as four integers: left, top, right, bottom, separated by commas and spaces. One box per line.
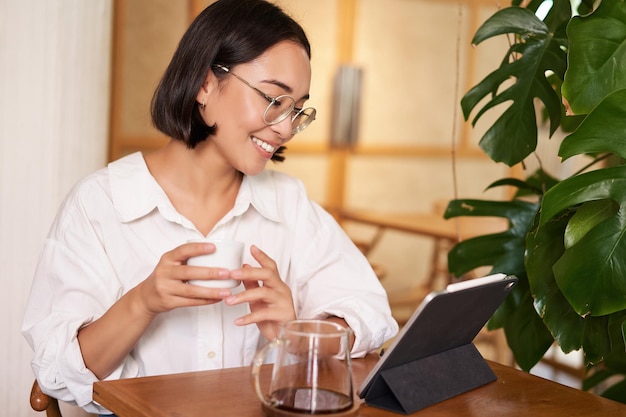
207, 351, 216, 359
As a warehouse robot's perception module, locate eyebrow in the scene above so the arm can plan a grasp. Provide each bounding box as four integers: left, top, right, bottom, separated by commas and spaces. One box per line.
261, 79, 310, 101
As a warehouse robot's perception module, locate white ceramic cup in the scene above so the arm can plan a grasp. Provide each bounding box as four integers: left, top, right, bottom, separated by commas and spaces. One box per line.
187, 239, 244, 288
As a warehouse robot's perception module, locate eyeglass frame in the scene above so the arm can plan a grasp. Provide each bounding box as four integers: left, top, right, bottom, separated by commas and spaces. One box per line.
212, 64, 316, 134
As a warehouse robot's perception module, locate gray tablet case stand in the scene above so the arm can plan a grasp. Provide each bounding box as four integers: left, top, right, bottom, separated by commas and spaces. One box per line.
359, 275, 517, 414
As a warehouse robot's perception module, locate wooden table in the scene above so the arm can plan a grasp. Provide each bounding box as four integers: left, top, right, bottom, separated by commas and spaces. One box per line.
93, 354, 626, 417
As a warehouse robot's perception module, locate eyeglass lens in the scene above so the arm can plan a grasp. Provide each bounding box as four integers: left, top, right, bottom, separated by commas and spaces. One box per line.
263, 95, 315, 134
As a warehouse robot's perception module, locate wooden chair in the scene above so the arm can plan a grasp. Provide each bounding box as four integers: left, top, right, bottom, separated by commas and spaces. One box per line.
386, 234, 457, 325
30, 380, 62, 417
352, 238, 387, 281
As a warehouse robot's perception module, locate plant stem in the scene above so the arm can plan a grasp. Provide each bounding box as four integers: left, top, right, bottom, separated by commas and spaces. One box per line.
571, 153, 612, 176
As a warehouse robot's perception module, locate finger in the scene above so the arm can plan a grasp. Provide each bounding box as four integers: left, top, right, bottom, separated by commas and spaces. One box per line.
139, 268, 230, 314
161, 264, 233, 297
230, 263, 273, 284
241, 266, 261, 291
226, 287, 294, 317
249, 245, 278, 270
179, 264, 231, 282
178, 282, 233, 301
234, 304, 296, 327
166, 242, 217, 264
225, 284, 269, 306
234, 309, 283, 326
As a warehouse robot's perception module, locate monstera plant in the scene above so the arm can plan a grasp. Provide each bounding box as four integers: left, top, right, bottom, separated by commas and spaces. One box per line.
445, 0, 626, 401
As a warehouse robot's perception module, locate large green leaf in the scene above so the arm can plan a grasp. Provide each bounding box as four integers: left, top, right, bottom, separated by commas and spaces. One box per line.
542, 0, 574, 35
526, 203, 625, 364
486, 177, 544, 195
559, 89, 626, 161
599, 379, 626, 403
562, 0, 626, 114
538, 166, 626, 316
526, 211, 585, 353
503, 278, 554, 371
486, 169, 560, 198
554, 211, 626, 316
539, 165, 626, 224
584, 369, 617, 392
582, 331, 626, 402
564, 199, 619, 249
461, 7, 568, 166
582, 315, 612, 365
444, 199, 538, 277
596, 323, 626, 400
545, 73, 585, 133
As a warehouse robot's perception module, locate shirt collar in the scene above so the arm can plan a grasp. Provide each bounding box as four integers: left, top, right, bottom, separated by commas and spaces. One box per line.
235, 172, 281, 223
109, 152, 161, 222
109, 152, 281, 224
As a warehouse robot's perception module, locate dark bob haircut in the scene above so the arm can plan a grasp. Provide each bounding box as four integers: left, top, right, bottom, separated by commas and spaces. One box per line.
150, 0, 311, 162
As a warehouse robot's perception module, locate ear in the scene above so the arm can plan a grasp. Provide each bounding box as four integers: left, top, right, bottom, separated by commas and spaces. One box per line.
196, 69, 219, 107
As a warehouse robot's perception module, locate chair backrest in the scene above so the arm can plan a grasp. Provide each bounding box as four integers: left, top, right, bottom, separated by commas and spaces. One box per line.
30, 380, 62, 417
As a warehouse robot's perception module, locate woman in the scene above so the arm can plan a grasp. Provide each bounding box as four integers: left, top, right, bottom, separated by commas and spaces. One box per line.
22, 0, 398, 414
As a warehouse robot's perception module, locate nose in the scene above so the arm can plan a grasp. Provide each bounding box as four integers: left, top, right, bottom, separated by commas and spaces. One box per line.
270, 114, 295, 142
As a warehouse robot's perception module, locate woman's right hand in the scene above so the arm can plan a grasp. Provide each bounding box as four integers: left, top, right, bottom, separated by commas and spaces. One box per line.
79, 241, 234, 379
137, 241, 234, 316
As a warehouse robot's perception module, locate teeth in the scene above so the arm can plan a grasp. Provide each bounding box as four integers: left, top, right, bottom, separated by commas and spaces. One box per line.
252, 137, 276, 153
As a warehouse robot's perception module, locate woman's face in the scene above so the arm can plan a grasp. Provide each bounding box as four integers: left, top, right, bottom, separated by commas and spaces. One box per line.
199, 40, 312, 176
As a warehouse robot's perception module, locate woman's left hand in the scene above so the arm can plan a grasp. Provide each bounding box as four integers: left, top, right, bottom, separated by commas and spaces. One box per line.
224, 244, 296, 340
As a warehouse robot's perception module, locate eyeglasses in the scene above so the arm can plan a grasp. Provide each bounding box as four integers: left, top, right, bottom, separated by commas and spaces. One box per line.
213, 65, 316, 135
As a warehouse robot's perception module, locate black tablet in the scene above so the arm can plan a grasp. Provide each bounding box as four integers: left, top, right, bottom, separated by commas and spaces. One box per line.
358, 273, 517, 414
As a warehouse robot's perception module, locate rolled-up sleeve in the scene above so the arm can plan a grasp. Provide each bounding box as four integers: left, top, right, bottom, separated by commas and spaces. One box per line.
21, 189, 139, 414
289, 203, 398, 356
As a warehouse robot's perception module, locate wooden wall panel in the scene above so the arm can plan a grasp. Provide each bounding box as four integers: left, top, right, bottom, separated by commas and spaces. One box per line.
110, 0, 193, 159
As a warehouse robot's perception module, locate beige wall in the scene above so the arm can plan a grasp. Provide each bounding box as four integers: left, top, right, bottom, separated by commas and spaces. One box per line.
0, 1, 112, 416
270, 0, 511, 293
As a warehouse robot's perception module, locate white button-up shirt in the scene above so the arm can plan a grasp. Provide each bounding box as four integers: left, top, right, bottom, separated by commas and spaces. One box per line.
22, 152, 398, 414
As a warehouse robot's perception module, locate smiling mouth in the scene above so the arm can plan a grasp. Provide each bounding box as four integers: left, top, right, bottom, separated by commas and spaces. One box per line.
251, 137, 277, 154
